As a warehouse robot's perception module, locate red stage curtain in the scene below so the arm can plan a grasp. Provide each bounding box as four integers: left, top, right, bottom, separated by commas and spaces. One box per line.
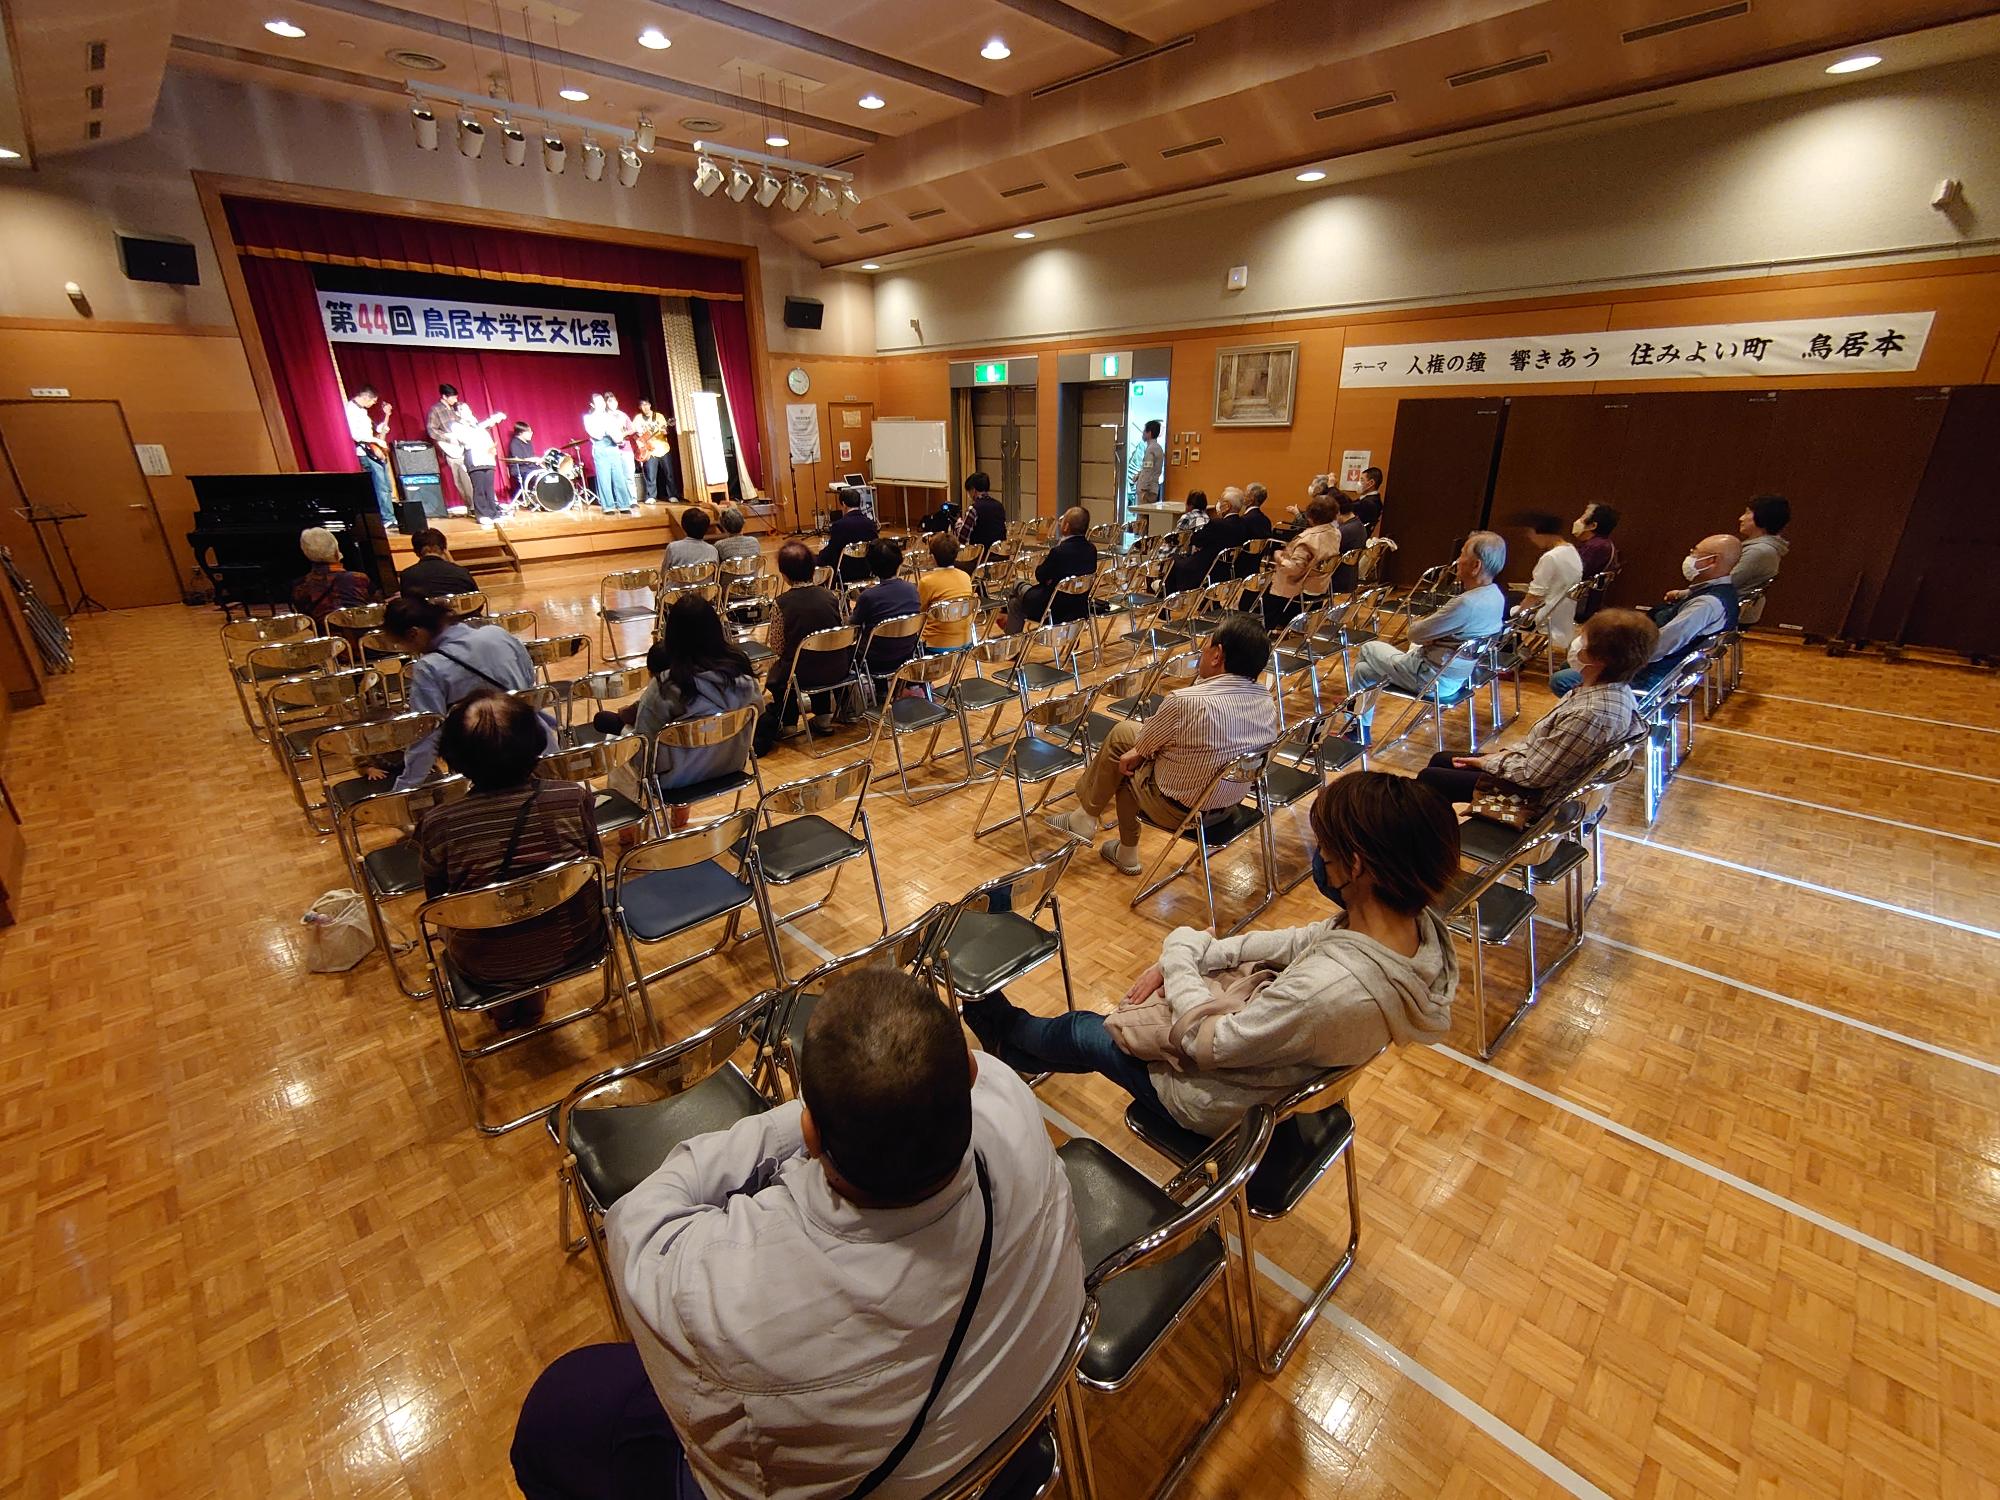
226, 198, 744, 301
330, 342, 658, 494
239, 256, 354, 469
709, 297, 765, 489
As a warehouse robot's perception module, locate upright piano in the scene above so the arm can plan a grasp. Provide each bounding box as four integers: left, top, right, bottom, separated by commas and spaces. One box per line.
187, 472, 397, 617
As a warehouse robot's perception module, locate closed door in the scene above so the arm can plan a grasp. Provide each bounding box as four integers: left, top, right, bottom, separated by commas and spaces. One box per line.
828, 400, 874, 474
1077, 382, 1126, 517
1010, 387, 1037, 521
0, 401, 182, 608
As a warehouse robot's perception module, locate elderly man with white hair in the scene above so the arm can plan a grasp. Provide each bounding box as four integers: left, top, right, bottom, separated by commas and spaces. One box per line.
1167, 484, 1250, 593
1551, 531, 1743, 697
1345, 530, 1508, 739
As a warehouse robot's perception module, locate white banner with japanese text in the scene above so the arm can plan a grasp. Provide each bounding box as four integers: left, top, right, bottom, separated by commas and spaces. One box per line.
1338, 312, 1933, 388
317, 291, 621, 355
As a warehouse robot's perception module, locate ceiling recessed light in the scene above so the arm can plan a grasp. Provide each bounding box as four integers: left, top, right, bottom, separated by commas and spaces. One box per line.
1824, 54, 1881, 74
860, 262, 881, 271
765, 133, 790, 148
1013, 230, 1036, 240
858, 93, 886, 110
981, 39, 1011, 61
559, 87, 589, 102
1295, 169, 1327, 183
0, 147, 20, 160
264, 19, 307, 37
638, 28, 671, 50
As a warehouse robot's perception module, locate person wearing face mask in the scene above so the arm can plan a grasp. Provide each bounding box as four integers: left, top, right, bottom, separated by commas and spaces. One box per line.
1343, 531, 1508, 741
1551, 532, 1741, 697
1417, 609, 1656, 807
965, 773, 1460, 1137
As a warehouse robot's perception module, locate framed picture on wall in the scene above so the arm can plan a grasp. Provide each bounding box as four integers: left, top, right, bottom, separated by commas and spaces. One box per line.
1213, 341, 1299, 427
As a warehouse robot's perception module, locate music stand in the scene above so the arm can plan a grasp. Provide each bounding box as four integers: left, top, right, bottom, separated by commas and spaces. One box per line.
14, 505, 107, 615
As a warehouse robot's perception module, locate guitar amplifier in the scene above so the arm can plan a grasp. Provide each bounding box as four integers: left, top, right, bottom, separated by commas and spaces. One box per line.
391, 441, 439, 478
395, 500, 431, 536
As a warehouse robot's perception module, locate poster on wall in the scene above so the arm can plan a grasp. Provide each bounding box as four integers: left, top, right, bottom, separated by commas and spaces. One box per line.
786, 403, 822, 465
1339, 312, 1934, 389
839, 441, 853, 464
1339, 450, 1371, 489
317, 291, 622, 354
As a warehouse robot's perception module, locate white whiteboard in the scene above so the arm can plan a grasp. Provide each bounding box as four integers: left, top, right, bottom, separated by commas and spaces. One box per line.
871, 418, 949, 486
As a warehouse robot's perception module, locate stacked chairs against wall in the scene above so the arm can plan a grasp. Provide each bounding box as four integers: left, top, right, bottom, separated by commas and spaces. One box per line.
220, 613, 315, 733
596, 567, 660, 663
1127, 745, 1281, 936
972, 683, 1099, 861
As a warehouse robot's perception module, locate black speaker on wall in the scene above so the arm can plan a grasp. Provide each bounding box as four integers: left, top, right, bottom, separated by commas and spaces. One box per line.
117, 233, 200, 286
782, 296, 825, 330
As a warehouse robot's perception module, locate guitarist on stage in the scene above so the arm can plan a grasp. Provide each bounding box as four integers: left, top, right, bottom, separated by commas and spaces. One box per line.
346, 384, 398, 529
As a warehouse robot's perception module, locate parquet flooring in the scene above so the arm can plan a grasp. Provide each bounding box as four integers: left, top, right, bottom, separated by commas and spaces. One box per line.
2, 559, 1996, 1500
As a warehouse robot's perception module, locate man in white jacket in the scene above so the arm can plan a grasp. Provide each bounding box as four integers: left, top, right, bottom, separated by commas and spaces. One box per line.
512, 969, 1085, 1500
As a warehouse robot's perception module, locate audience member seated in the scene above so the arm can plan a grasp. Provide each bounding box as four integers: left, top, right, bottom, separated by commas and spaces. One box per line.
713, 506, 762, 567
1417, 608, 1657, 807
1350, 466, 1386, 535
1514, 511, 1584, 653
754, 541, 849, 754
1165, 486, 1248, 593
386, 595, 546, 790
664, 510, 721, 572
1552, 533, 1740, 698
1048, 614, 1277, 874
820, 487, 880, 581
417, 690, 603, 1028
1241, 482, 1275, 546
956, 471, 1008, 548
1329, 494, 1370, 594
399, 528, 478, 601
1345, 532, 1508, 739
970, 772, 1458, 1135
1727, 493, 1789, 624
291, 527, 374, 626
513, 968, 1085, 1500
918, 532, 975, 648
1009, 506, 1097, 629
593, 597, 759, 828
1263, 495, 1341, 627
1175, 489, 1210, 534
1570, 502, 1620, 624
850, 538, 922, 683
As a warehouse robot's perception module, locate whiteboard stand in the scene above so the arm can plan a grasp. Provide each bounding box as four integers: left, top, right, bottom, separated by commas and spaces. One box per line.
870, 418, 950, 534
879, 480, 946, 534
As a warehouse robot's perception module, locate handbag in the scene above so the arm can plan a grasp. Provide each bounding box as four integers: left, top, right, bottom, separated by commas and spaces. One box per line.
301, 889, 374, 972
1105, 961, 1284, 1068
1468, 773, 1536, 828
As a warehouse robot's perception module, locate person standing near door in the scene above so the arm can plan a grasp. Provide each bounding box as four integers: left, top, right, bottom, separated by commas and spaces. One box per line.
426, 385, 476, 515
1133, 419, 1165, 517
346, 385, 398, 529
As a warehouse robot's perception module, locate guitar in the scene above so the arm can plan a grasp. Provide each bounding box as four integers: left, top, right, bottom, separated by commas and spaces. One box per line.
363, 401, 393, 461
633, 412, 673, 460
452, 410, 508, 469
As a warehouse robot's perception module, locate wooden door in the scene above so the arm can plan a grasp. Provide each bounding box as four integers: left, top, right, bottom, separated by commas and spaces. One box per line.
1378, 397, 1505, 585
1075, 382, 1125, 521
0, 401, 182, 609
1010, 386, 1037, 521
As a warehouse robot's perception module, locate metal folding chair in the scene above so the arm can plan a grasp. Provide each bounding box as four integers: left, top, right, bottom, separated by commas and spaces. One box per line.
778, 625, 869, 758
1129, 746, 1280, 936
597, 567, 660, 662
434, 589, 487, 619
336, 775, 470, 999
524, 632, 592, 688
930, 1303, 1098, 1500
866, 650, 973, 803
313, 709, 442, 849
649, 704, 764, 819
972, 685, 1099, 861
996, 619, 1085, 713
221, 613, 313, 732
241, 634, 346, 741
932, 843, 1079, 1016
536, 733, 653, 841
742, 758, 891, 983
566, 664, 653, 745
259, 666, 388, 831
490, 608, 539, 638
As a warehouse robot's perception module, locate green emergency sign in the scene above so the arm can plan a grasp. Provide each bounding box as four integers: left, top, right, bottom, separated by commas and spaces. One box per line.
973, 361, 1009, 385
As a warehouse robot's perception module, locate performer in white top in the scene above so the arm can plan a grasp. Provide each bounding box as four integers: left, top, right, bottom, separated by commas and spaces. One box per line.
346, 384, 397, 527
449, 401, 508, 527
586, 393, 637, 514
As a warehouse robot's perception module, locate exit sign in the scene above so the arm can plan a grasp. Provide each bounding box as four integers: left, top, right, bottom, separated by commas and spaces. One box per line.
973, 361, 1009, 385
1090, 351, 1134, 381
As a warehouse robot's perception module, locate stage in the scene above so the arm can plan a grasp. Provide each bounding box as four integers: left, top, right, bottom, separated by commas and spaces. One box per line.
383, 500, 704, 574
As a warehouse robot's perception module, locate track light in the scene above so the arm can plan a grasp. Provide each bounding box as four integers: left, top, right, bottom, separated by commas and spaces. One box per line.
542, 135, 565, 173
782, 175, 809, 211
634, 115, 656, 153
501, 124, 527, 166
725, 162, 754, 202
754, 168, 783, 208
457, 114, 485, 157
693, 155, 724, 196
811, 179, 837, 215
581, 137, 605, 181
837, 182, 861, 219
412, 106, 439, 150
617, 146, 642, 188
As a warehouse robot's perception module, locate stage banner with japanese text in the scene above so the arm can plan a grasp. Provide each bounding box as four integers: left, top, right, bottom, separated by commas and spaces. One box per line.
1338, 312, 1933, 388
317, 291, 622, 355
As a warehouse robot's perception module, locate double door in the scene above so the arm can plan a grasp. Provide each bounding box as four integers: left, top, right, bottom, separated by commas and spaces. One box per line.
968, 387, 1037, 521
1076, 382, 1126, 522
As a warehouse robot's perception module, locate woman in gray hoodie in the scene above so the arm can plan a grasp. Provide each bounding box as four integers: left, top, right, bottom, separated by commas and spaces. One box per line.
964, 773, 1462, 1135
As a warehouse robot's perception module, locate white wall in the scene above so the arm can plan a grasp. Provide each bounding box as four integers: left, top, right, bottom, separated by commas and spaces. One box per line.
0, 66, 874, 356
874, 54, 2000, 353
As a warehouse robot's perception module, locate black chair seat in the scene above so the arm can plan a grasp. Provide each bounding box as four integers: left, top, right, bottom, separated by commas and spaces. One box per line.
981, 1427, 1057, 1500
1441, 874, 1538, 944
620, 860, 754, 942
943, 910, 1059, 998
1527, 838, 1588, 883
1176, 802, 1262, 849
952, 677, 1016, 711
1057, 1138, 1227, 1388
1263, 763, 1321, 809
739, 639, 776, 667
1124, 1101, 1353, 1220
975, 737, 1085, 783
327, 776, 379, 813
1000, 662, 1074, 693
655, 768, 754, 808
600, 604, 656, 624
282, 725, 332, 761
884, 695, 953, 732
1455, 815, 1528, 869
1271, 647, 1326, 677
752, 816, 866, 883
362, 841, 422, 899
1109, 692, 1164, 720
567, 1065, 770, 1209
592, 789, 650, 835
440, 940, 609, 1011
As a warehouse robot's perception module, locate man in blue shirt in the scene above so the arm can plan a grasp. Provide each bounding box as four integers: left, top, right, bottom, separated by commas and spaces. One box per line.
849, 538, 921, 683
386, 596, 548, 790
1346, 532, 1508, 737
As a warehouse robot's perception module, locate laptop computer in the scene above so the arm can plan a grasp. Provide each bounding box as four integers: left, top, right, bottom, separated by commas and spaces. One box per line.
842, 471, 867, 487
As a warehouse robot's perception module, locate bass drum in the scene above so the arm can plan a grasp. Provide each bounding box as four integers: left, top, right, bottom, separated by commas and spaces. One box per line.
542, 447, 580, 480
531, 471, 578, 512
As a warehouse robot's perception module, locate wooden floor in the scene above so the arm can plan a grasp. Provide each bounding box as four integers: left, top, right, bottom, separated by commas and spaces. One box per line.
4, 557, 1998, 1500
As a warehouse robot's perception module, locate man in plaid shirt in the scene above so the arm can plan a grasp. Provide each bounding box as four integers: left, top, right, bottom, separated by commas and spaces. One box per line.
1416, 609, 1658, 809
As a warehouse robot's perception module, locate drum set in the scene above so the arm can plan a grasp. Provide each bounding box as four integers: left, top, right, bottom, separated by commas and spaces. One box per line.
508, 439, 598, 514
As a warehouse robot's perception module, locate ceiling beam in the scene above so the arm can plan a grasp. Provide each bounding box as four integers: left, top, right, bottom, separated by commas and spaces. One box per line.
291, 0, 881, 145
988, 0, 1141, 55
645, 0, 992, 105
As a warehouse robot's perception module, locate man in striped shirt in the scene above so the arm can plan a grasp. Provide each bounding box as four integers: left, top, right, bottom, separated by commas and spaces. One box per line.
1050, 615, 1278, 873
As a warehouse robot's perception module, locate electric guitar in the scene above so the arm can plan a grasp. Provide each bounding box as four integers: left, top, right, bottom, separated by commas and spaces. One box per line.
363, 401, 393, 461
